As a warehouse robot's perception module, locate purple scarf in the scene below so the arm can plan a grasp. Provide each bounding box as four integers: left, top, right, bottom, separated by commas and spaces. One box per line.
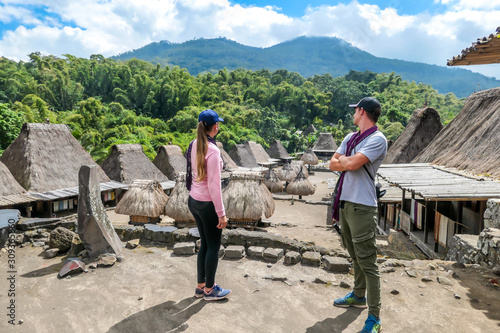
186, 135, 216, 191
332, 126, 378, 221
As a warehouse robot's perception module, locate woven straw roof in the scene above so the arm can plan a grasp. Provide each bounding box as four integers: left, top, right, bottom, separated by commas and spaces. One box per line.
302, 124, 317, 137
267, 139, 290, 159
223, 171, 275, 220
301, 148, 319, 165
286, 168, 315, 196
216, 142, 238, 170
246, 141, 271, 164
385, 108, 443, 164
115, 179, 168, 217
100, 144, 168, 184
277, 162, 297, 182
164, 172, 194, 222
413, 87, 500, 178
263, 168, 283, 193
448, 27, 500, 66
153, 145, 187, 180
0, 161, 26, 196
0, 123, 110, 192
312, 133, 338, 152
228, 144, 258, 168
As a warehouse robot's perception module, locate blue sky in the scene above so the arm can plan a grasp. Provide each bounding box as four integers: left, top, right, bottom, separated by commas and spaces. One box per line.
0, 0, 499, 81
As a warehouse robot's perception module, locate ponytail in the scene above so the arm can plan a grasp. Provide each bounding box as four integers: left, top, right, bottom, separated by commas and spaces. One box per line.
195, 121, 215, 181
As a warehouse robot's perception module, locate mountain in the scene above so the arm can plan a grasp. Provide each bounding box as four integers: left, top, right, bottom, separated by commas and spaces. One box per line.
113, 36, 500, 98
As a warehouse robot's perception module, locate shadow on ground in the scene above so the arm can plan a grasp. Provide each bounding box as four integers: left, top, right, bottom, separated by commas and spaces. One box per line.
306, 307, 364, 333
107, 297, 207, 333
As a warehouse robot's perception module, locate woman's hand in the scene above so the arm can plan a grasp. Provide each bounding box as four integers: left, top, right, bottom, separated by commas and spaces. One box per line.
217, 216, 228, 229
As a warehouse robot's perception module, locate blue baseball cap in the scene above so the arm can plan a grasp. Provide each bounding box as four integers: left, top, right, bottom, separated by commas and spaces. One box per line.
198, 109, 224, 125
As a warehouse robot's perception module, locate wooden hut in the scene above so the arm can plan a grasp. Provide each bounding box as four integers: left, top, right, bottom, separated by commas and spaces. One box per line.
312, 133, 338, 161
100, 144, 168, 184
216, 142, 238, 170
302, 124, 317, 137
164, 172, 195, 228
267, 139, 290, 159
384, 108, 443, 164
115, 179, 168, 225
413, 87, 500, 178
153, 145, 187, 180
0, 123, 110, 192
222, 171, 275, 229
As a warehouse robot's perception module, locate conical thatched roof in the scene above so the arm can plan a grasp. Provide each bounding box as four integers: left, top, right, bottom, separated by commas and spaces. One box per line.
267, 139, 290, 159
0, 161, 26, 196
246, 141, 271, 164
286, 168, 315, 196
223, 171, 275, 220
100, 144, 168, 184
312, 133, 338, 152
413, 88, 500, 178
301, 148, 319, 165
153, 145, 187, 180
115, 179, 168, 217
164, 172, 194, 223
0, 123, 110, 192
303, 124, 317, 137
384, 108, 443, 164
263, 168, 283, 193
228, 144, 256, 168
216, 142, 238, 170
277, 162, 297, 182
291, 160, 309, 178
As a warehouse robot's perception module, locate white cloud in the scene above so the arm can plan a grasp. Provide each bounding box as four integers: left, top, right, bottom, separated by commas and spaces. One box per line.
0, 0, 499, 80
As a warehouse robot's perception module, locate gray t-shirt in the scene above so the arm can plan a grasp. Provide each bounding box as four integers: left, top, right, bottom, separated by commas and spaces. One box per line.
336, 130, 387, 207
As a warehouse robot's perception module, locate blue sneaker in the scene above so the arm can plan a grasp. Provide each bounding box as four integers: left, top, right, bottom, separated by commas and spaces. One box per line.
204, 284, 231, 301
361, 314, 381, 333
333, 291, 367, 308
194, 287, 204, 298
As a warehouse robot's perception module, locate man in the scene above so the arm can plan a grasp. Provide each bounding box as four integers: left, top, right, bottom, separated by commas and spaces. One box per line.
329, 97, 387, 333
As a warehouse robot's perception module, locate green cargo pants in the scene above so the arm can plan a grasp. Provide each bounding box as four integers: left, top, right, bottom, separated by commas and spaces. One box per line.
339, 201, 381, 318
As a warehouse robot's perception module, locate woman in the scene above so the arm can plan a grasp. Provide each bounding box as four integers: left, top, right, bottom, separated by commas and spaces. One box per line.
186, 109, 231, 301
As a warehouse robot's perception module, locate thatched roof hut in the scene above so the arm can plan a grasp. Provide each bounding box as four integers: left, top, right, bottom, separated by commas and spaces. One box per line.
164, 172, 195, 226
312, 133, 338, 155
153, 145, 187, 180
302, 124, 317, 137
223, 171, 275, 223
277, 162, 297, 182
286, 168, 315, 196
301, 148, 319, 165
291, 160, 309, 178
267, 139, 290, 159
216, 142, 238, 170
246, 141, 271, 164
228, 141, 270, 168
100, 144, 168, 184
115, 179, 169, 224
384, 108, 443, 164
0, 161, 26, 196
0, 123, 110, 192
413, 88, 500, 178
263, 168, 283, 193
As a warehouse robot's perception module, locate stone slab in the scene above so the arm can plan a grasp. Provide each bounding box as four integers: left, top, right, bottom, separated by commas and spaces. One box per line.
173, 242, 196, 255
224, 245, 246, 259
323, 256, 350, 273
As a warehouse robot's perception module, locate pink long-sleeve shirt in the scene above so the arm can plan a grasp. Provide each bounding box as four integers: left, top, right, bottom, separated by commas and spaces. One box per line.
189, 139, 226, 217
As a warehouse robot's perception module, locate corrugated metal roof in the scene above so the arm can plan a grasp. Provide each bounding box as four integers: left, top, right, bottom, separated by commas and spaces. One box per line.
378, 164, 500, 201
26, 181, 128, 201
447, 26, 500, 66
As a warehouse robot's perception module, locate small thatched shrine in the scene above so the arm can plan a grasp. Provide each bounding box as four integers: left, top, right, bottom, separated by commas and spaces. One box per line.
267, 139, 290, 159
153, 145, 187, 180
100, 144, 168, 184
216, 142, 238, 170
384, 108, 443, 164
312, 133, 338, 160
413, 87, 500, 178
228, 141, 271, 168
263, 168, 283, 193
164, 172, 195, 227
302, 124, 317, 137
286, 168, 315, 198
277, 162, 297, 182
223, 171, 275, 229
291, 160, 309, 178
0, 123, 110, 192
115, 179, 169, 225
301, 148, 319, 169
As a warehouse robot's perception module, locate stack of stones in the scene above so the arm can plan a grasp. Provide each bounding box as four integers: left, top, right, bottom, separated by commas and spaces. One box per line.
484, 199, 500, 229
446, 228, 500, 266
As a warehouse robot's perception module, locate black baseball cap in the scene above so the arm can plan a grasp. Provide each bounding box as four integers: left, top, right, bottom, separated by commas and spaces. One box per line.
349, 97, 381, 115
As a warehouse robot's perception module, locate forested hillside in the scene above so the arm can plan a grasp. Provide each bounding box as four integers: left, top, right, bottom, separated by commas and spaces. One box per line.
113, 36, 500, 98
0, 53, 464, 163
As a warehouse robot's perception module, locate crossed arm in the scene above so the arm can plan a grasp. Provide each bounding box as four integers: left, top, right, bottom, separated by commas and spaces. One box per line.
329, 152, 370, 172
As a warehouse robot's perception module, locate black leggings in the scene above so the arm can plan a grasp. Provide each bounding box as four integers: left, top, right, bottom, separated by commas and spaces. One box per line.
188, 196, 222, 288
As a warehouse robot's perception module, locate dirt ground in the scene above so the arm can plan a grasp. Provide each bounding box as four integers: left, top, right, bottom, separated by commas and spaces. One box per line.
1, 171, 500, 333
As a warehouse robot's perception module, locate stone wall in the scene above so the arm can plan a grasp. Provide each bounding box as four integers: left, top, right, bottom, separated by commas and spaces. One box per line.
446, 228, 500, 266
484, 199, 500, 229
